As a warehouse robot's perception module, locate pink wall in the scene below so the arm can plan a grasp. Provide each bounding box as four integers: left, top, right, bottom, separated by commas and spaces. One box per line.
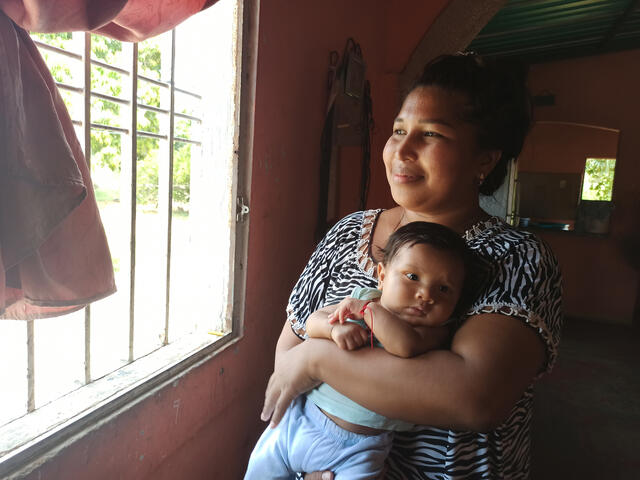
519, 122, 619, 173
526, 50, 640, 325
20, 1, 450, 479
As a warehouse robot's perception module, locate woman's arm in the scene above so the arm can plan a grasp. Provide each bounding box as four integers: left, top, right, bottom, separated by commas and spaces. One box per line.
274, 319, 304, 365
262, 322, 320, 426
263, 312, 545, 432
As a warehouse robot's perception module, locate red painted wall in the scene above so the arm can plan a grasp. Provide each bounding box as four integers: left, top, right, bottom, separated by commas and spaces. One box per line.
19, 1, 450, 479
519, 122, 619, 173
526, 50, 640, 325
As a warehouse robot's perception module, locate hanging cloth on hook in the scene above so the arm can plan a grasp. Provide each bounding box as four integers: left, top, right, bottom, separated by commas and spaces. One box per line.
316, 38, 373, 241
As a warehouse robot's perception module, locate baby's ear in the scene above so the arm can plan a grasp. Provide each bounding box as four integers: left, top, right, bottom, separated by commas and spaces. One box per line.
377, 262, 385, 288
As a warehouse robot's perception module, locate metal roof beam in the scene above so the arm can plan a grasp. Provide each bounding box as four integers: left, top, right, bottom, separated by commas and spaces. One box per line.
599, 0, 640, 49
475, 11, 619, 40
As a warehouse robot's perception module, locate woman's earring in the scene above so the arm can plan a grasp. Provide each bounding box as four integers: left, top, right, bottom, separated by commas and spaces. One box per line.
477, 173, 485, 186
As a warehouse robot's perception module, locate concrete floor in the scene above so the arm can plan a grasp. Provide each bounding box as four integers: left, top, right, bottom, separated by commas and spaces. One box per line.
531, 317, 640, 479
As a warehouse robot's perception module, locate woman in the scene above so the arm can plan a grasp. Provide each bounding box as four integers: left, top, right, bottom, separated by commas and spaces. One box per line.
261, 54, 562, 479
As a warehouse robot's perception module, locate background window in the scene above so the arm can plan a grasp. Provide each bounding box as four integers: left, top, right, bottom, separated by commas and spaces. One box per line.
581, 157, 616, 201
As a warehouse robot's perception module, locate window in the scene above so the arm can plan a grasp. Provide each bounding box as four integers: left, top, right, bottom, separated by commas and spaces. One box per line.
580, 157, 616, 201
0, 0, 253, 474
576, 157, 616, 235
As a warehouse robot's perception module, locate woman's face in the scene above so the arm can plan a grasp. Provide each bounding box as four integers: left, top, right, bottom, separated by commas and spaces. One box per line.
382, 86, 495, 215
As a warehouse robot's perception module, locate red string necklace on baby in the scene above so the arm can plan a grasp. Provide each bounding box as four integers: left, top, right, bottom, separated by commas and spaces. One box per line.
360, 301, 374, 349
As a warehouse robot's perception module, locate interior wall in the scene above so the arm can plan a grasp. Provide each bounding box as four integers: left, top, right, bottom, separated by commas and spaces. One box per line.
17, 1, 452, 479
526, 49, 640, 325
519, 122, 619, 173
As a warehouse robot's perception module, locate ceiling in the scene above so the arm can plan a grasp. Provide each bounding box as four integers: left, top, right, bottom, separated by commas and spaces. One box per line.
468, 0, 640, 63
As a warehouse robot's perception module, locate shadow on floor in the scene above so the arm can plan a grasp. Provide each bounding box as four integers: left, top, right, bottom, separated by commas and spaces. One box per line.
531, 317, 640, 479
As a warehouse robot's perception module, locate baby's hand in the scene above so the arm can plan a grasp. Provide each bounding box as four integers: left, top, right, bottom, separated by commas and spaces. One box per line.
327, 297, 370, 325
330, 323, 370, 350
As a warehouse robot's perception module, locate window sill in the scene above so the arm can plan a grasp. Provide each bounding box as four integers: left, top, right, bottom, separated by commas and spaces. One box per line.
522, 225, 609, 239
0, 330, 237, 478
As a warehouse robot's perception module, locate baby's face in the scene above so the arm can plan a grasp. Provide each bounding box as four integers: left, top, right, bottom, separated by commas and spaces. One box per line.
377, 243, 464, 327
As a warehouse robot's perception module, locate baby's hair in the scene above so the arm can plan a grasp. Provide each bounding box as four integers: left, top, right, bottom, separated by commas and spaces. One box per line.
381, 221, 467, 266
381, 221, 472, 316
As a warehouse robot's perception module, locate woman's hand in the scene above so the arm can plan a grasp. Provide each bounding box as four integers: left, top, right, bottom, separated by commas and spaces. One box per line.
261, 339, 323, 427
330, 323, 370, 350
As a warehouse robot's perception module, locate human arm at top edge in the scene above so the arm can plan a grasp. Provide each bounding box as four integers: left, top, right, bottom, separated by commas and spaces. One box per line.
274, 319, 303, 366
263, 320, 321, 425
263, 311, 545, 431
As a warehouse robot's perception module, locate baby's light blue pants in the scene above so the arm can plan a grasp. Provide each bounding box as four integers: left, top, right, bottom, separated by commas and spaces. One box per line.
244, 396, 393, 479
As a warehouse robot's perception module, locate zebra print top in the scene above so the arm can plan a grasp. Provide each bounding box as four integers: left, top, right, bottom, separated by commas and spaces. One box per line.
287, 209, 563, 479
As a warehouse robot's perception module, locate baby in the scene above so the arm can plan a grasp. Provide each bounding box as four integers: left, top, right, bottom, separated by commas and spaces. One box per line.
245, 221, 470, 479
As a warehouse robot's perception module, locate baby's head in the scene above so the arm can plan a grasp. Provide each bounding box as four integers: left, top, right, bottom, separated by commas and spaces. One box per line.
377, 221, 469, 327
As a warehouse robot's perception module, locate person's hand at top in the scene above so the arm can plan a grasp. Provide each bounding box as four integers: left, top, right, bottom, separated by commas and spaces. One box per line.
327, 296, 373, 324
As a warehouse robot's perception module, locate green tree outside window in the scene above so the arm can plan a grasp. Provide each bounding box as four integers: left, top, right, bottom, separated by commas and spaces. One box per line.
581, 158, 616, 201
32, 33, 195, 209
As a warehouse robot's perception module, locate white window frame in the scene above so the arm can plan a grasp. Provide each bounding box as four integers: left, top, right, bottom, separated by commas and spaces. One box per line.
0, 0, 256, 476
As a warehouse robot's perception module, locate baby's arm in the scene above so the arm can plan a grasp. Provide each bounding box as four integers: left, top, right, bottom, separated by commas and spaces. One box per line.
305, 305, 337, 340
362, 303, 450, 358
306, 304, 370, 350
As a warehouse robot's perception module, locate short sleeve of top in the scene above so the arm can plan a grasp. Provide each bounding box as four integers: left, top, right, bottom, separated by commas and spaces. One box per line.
286, 210, 379, 339
462, 218, 563, 374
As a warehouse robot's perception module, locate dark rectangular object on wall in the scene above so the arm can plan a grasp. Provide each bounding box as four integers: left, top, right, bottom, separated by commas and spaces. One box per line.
533, 94, 555, 106
518, 172, 581, 220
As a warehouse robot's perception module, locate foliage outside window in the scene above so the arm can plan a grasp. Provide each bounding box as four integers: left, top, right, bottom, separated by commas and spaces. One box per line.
581, 158, 616, 201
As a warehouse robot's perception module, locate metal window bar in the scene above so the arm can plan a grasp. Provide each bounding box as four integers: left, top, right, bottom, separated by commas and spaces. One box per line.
90, 57, 130, 76
175, 112, 202, 123
26, 31, 205, 411
32, 40, 83, 60
92, 91, 129, 106
164, 29, 177, 346
27, 319, 34, 412
91, 123, 130, 134
138, 131, 168, 140
129, 42, 138, 363
174, 137, 202, 146
175, 87, 202, 99
84, 33, 92, 385
138, 73, 170, 89
56, 83, 84, 94
137, 103, 170, 115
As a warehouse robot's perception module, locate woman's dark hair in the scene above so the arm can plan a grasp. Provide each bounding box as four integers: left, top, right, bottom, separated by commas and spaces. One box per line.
411, 53, 532, 195
381, 221, 473, 316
